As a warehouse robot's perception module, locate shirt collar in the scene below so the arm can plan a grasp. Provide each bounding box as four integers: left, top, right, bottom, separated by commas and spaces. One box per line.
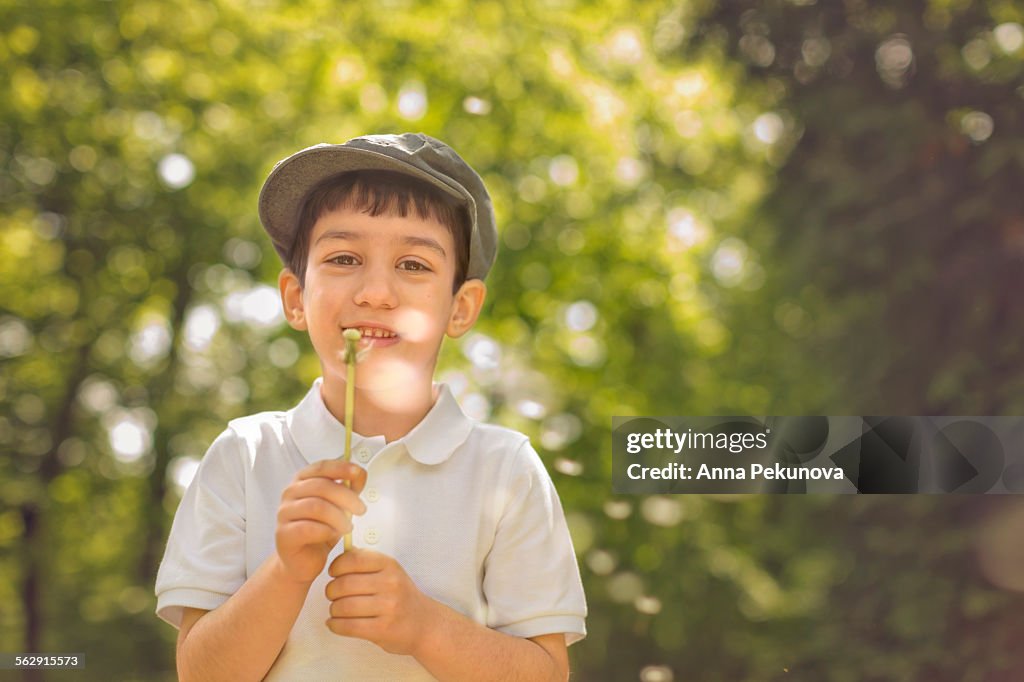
286, 377, 474, 466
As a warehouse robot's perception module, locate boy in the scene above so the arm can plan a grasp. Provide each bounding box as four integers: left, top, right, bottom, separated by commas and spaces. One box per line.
155, 133, 587, 680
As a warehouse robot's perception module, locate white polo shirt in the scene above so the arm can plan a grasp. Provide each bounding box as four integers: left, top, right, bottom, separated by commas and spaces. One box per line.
155, 377, 587, 680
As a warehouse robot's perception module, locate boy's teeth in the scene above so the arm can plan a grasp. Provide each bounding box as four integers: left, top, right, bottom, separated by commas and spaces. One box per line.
347, 327, 396, 338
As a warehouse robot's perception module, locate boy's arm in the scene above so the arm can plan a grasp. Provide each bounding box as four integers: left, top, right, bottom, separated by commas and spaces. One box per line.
325, 548, 570, 682
413, 600, 569, 682
175, 459, 368, 681
176, 554, 312, 681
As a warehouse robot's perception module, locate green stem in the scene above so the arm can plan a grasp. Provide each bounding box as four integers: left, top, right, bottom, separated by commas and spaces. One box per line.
342, 329, 360, 551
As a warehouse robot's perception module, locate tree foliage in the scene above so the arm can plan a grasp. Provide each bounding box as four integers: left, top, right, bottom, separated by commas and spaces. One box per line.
2, 0, 1023, 680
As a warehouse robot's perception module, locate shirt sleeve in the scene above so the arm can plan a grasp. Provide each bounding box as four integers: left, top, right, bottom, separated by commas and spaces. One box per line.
154, 427, 247, 628
482, 439, 588, 646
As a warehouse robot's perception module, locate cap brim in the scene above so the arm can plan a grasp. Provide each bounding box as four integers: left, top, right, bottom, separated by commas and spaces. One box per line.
258, 145, 468, 262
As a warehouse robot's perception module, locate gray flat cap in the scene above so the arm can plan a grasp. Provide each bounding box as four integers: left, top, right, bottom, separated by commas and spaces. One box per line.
258, 133, 497, 280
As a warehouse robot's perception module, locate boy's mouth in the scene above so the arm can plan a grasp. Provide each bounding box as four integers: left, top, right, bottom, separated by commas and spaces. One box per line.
343, 326, 398, 340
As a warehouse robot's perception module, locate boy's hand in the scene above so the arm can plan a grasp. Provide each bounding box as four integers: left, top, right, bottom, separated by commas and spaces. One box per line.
275, 460, 368, 585
324, 548, 437, 655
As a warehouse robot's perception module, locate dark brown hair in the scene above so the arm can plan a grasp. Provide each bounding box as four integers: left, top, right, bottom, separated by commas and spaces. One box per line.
287, 169, 470, 293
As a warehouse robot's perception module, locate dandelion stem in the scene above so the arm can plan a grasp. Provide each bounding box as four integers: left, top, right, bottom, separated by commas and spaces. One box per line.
341, 328, 361, 552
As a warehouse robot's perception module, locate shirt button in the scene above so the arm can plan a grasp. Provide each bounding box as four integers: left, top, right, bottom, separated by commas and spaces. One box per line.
364, 528, 380, 545
355, 447, 371, 463
366, 488, 380, 503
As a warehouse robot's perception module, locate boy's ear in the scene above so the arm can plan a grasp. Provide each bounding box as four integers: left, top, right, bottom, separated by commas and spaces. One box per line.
278, 268, 307, 331
447, 279, 486, 338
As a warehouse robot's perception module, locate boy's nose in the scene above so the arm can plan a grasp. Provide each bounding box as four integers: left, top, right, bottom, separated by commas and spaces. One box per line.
353, 268, 398, 309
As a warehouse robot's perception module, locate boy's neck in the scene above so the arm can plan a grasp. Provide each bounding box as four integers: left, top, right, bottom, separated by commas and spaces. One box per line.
319, 377, 437, 444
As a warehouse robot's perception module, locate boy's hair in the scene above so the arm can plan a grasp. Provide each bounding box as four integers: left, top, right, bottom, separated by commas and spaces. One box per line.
287, 170, 471, 293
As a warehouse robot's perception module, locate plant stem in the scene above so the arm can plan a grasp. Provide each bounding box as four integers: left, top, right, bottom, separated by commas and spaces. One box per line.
342, 329, 360, 551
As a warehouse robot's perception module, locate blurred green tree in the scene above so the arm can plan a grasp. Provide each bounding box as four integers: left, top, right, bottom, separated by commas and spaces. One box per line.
1, 0, 1023, 680
693, 0, 1024, 416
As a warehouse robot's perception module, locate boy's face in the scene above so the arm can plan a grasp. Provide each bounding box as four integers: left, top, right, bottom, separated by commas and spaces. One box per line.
279, 207, 486, 393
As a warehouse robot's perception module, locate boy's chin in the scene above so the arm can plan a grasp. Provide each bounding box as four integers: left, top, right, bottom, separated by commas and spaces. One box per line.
332, 359, 433, 394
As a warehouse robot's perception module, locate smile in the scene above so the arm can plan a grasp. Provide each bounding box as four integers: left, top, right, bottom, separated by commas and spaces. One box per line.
344, 326, 398, 339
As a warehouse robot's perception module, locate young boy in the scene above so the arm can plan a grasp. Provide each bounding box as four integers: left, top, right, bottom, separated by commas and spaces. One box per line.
155, 133, 587, 680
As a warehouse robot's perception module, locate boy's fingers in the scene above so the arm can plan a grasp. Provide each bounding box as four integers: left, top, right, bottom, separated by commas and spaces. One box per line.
280, 519, 340, 547
298, 460, 369, 493
283, 478, 367, 516
279, 498, 352, 536
328, 548, 387, 577
328, 595, 378, 619
326, 616, 375, 639
298, 458, 364, 480
324, 573, 376, 600
348, 469, 368, 496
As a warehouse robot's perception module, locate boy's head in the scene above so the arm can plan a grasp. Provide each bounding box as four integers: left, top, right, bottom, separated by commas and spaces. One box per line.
258, 133, 497, 391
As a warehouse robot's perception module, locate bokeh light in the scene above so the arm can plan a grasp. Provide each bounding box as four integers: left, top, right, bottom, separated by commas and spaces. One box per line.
607, 571, 644, 604
639, 665, 674, 682
129, 318, 172, 366
603, 499, 632, 520
540, 413, 583, 450
169, 456, 200, 494
462, 333, 501, 371
961, 111, 994, 143
875, 35, 914, 88
397, 80, 427, 120
667, 207, 709, 250
78, 376, 119, 413
548, 155, 579, 187
104, 409, 155, 464
640, 496, 684, 527
554, 457, 584, 476
0, 317, 32, 357
460, 392, 491, 421
563, 300, 598, 332
223, 284, 284, 329
711, 237, 749, 287
267, 337, 300, 368
753, 112, 783, 145
157, 153, 195, 189
993, 23, 1024, 54
586, 549, 617, 576
183, 305, 220, 351
462, 96, 491, 115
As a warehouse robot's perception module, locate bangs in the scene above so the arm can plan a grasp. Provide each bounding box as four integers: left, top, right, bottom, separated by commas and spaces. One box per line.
287, 170, 470, 292
307, 173, 463, 235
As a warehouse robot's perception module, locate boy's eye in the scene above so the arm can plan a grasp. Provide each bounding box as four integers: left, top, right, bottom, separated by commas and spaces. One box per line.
328, 254, 359, 266
398, 260, 431, 272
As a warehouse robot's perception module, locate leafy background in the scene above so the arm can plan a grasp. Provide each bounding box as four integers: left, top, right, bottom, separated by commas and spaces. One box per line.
2, 0, 1024, 680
